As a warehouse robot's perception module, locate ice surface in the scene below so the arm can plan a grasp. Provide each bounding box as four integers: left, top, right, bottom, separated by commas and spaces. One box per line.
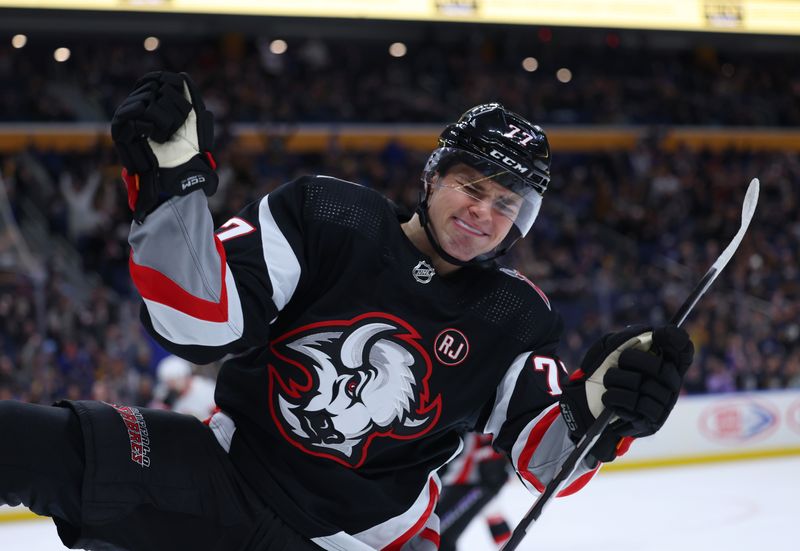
457, 456, 800, 551
0, 456, 797, 550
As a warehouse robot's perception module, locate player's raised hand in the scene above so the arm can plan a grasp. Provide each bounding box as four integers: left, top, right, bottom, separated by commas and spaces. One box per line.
559, 324, 694, 462
111, 71, 218, 223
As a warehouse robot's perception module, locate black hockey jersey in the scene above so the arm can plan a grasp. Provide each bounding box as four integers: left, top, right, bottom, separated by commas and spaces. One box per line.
128, 176, 600, 551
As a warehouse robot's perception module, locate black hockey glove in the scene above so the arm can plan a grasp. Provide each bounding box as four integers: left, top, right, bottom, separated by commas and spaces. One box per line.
111, 71, 218, 223
559, 324, 694, 462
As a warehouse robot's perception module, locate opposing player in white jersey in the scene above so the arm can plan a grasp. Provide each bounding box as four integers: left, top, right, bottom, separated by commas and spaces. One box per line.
153, 355, 217, 420
0, 72, 693, 550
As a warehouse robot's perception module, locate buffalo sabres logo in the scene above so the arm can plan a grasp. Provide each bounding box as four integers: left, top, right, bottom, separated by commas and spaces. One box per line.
268, 313, 442, 468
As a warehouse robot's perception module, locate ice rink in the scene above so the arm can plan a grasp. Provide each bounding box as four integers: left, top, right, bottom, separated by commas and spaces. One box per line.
0, 456, 797, 550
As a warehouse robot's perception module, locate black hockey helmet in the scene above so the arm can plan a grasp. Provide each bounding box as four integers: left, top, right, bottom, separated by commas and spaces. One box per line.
418, 103, 551, 265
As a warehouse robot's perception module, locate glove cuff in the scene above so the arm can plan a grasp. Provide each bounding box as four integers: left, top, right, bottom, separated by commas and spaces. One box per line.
125, 153, 218, 223
158, 153, 218, 199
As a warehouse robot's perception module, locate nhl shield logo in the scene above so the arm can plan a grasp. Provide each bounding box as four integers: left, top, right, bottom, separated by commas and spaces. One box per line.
412, 261, 436, 284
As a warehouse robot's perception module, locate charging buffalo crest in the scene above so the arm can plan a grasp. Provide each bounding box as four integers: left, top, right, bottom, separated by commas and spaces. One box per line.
268, 313, 442, 468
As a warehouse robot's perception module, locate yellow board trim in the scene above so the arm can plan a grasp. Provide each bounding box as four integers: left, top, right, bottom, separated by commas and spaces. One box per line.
0, 509, 42, 523
601, 446, 800, 473
4, 125, 800, 154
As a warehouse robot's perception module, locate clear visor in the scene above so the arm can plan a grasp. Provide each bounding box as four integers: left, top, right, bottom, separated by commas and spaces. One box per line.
423, 147, 543, 239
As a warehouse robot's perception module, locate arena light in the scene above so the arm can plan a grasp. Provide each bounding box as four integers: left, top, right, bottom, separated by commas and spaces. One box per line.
522, 57, 538, 72
270, 39, 288, 55
12, 34, 28, 48
144, 36, 160, 51
53, 47, 71, 62
389, 42, 407, 58
556, 67, 572, 83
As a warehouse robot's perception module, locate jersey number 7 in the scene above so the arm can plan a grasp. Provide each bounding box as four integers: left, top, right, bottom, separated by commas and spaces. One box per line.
217, 217, 256, 242
531, 356, 568, 397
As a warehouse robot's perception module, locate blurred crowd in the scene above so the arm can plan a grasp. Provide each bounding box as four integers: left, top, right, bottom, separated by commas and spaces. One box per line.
0, 20, 798, 406
1, 31, 799, 126
1, 132, 798, 406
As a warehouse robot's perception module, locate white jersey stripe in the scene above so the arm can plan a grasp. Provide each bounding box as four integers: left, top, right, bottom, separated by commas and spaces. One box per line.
484, 352, 531, 437
311, 533, 375, 551
259, 194, 301, 313
144, 263, 244, 346
312, 474, 441, 551
208, 411, 236, 453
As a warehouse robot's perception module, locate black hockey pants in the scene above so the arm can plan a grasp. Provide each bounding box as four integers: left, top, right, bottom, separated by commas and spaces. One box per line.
0, 400, 322, 551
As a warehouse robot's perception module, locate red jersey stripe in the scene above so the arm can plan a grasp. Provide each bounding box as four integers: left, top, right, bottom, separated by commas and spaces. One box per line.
130, 235, 230, 323
382, 479, 440, 551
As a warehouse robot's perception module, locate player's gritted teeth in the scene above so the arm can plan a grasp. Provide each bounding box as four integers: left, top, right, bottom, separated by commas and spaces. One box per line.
452, 216, 489, 237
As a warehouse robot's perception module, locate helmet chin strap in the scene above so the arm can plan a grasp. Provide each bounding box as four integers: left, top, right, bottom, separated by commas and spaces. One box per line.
415, 191, 510, 268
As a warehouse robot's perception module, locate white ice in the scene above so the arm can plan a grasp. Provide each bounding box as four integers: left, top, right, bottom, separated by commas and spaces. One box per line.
458, 456, 800, 551
0, 456, 797, 550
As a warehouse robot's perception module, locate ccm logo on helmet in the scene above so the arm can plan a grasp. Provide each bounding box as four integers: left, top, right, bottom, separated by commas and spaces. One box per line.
489, 149, 528, 175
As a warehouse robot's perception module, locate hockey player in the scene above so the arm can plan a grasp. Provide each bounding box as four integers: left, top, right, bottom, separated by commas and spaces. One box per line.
0, 72, 694, 551
437, 433, 513, 550
152, 354, 217, 420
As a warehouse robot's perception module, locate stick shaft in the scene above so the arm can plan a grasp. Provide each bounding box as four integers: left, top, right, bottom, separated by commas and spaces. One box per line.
502, 277, 709, 550
502, 179, 759, 551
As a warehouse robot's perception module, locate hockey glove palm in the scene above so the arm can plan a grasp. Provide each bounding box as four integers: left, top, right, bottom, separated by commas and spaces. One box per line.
559, 325, 694, 462
111, 71, 218, 223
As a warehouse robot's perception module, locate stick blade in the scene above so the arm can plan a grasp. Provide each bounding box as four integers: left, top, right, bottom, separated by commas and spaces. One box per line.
710, 177, 759, 274
741, 178, 759, 228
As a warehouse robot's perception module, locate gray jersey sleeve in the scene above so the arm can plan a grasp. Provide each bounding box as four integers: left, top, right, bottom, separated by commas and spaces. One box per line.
129, 179, 308, 363
129, 193, 245, 349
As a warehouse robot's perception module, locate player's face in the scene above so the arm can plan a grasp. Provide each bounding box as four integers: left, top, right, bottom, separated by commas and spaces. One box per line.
427, 164, 522, 262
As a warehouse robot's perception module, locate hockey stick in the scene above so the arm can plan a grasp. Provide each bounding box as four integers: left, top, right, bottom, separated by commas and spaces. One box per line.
502, 178, 760, 551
